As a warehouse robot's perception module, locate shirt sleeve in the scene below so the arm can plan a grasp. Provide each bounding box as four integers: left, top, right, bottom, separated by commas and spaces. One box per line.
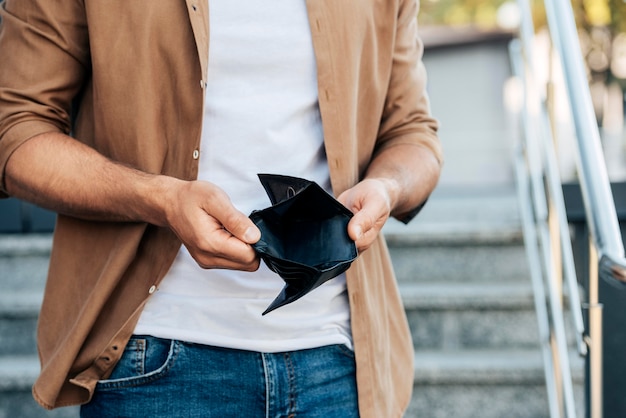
376, 0, 442, 162
0, 0, 90, 197
375, 0, 443, 224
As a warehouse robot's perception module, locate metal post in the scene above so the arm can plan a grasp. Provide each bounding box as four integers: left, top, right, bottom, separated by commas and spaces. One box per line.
587, 239, 603, 418
548, 192, 564, 416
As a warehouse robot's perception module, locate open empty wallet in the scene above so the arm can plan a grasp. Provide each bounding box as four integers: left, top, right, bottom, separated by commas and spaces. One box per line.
249, 174, 358, 315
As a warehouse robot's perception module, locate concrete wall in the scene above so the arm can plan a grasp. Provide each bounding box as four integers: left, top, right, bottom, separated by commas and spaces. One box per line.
420, 28, 517, 193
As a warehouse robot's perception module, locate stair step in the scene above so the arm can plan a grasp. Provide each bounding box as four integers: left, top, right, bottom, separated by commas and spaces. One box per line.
383, 187, 522, 245
408, 350, 585, 418
413, 349, 584, 384
0, 234, 51, 292
0, 292, 41, 356
0, 234, 52, 256
0, 356, 39, 391
0, 356, 79, 418
389, 241, 529, 284
384, 190, 529, 285
0, 292, 43, 315
401, 282, 534, 310
402, 282, 544, 350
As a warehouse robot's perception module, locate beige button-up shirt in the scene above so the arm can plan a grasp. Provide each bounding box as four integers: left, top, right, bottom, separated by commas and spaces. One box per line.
0, 0, 441, 416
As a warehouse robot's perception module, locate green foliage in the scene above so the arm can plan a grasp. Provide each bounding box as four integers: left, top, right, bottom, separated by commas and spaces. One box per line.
417, 0, 625, 33
418, 0, 508, 28
417, 0, 626, 83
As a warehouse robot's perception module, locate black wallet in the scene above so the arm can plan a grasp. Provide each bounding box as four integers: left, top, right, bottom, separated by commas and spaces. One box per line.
249, 174, 358, 315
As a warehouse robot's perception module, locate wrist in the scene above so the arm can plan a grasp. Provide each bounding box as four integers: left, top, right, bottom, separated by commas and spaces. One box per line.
139, 175, 185, 227
368, 176, 401, 213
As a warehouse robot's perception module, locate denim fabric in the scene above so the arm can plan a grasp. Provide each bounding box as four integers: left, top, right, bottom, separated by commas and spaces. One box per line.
80, 335, 359, 417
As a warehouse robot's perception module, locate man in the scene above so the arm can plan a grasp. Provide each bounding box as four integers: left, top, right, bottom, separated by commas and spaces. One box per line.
0, 0, 442, 416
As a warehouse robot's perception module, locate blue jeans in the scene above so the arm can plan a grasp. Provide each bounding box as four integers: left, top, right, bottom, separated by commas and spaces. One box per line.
80, 335, 359, 417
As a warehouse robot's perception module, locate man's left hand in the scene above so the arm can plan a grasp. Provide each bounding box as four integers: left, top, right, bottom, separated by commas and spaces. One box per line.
337, 178, 397, 253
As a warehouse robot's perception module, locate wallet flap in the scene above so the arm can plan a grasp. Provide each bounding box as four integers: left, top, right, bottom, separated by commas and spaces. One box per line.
257, 173, 314, 205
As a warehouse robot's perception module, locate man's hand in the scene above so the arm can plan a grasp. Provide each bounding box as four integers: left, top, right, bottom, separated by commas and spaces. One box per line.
163, 180, 261, 271
338, 143, 441, 253
337, 178, 398, 253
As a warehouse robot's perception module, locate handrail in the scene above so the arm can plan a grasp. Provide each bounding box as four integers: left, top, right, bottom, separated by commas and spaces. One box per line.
544, 0, 626, 284
512, 3, 588, 354
543, 1, 626, 415
513, 137, 562, 418
510, 0, 626, 416
509, 37, 581, 417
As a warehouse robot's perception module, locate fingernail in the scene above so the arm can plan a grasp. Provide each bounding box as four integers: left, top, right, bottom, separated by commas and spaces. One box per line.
354, 225, 363, 240
244, 226, 260, 242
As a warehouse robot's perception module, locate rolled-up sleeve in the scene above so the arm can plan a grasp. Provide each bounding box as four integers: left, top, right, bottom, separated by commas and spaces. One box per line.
0, 0, 89, 196
375, 0, 442, 165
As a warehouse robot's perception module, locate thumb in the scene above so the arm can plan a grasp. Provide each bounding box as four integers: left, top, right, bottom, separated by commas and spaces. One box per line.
347, 211, 374, 242
242, 223, 262, 244
211, 201, 261, 244
227, 215, 261, 244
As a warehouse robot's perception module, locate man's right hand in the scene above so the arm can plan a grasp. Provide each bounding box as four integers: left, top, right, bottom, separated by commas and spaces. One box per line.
161, 179, 261, 271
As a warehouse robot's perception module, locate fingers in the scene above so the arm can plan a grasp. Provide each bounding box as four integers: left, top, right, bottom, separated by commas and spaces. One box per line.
166, 180, 261, 271
189, 229, 261, 271
338, 179, 392, 253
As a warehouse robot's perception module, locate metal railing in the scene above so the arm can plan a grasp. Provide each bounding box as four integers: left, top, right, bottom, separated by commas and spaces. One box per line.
509, 0, 626, 416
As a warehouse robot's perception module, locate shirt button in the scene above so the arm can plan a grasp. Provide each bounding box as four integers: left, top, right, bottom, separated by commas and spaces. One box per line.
192, 149, 200, 159
148, 285, 157, 294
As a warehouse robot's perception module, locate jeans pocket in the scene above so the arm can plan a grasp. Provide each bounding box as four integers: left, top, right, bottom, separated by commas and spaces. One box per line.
331, 343, 356, 360
96, 335, 179, 390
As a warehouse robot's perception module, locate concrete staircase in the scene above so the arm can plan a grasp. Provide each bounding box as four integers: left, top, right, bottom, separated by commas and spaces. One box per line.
0, 235, 79, 418
383, 188, 586, 418
0, 187, 586, 418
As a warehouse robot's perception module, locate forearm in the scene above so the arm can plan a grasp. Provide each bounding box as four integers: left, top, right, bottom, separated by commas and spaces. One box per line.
5, 131, 261, 270
4, 131, 175, 226
363, 142, 441, 220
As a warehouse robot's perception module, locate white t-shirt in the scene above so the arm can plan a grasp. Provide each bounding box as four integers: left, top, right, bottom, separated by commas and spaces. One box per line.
134, 0, 352, 352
